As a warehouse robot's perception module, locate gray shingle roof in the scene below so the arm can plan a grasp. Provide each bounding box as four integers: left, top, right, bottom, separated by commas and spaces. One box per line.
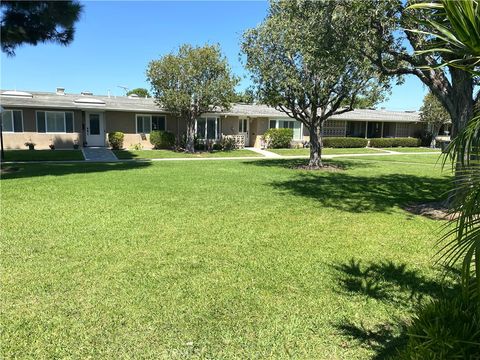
0, 90, 420, 122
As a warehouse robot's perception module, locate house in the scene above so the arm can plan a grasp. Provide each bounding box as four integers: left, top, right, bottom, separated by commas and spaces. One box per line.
0, 88, 425, 150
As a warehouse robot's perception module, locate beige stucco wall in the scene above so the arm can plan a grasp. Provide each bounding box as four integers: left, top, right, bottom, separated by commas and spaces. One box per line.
3, 107, 82, 149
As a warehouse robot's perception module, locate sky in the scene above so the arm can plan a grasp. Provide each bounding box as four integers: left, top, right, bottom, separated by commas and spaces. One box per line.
0, 0, 427, 110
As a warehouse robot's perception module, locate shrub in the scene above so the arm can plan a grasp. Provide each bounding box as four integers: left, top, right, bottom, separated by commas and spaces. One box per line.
263, 128, 293, 148
212, 143, 223, 151
129, 143, 143, 151
108, 132, 124, 150
220, 137, 237, 151
398, 294, 480, 359
369, 137, 421, 148
150, 130, 175, 149
322, 137, 368, 148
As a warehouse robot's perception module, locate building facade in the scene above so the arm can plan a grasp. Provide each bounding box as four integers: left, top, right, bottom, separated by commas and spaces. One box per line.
1, 89, 424, 150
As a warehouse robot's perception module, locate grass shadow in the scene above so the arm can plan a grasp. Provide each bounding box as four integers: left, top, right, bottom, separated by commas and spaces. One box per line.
266, 172, 450, 213
333, 258, 459, 358
0, 161, 152, 180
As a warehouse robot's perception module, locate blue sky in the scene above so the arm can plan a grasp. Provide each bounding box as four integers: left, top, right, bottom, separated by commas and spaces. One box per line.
1, 0, 427, 110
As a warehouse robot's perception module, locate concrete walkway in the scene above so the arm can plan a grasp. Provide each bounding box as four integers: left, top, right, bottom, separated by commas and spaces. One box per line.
245, 147, 282, 158
82, 147, 118, 162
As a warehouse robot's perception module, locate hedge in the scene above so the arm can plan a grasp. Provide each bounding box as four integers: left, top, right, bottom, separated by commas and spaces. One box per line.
150, 131, 176, 149
108, 132, 124, 150
263, 128, 293, 148
322, 137, 368, 148
369, 137, 421, 148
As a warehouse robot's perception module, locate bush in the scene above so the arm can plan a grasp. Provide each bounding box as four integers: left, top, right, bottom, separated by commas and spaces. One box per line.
399, 294, 480, 359
108, 132, 124, 150
263, 128, 293, 148
150, 130, 175, 149
369, 137, 421, 148
220, 137, 237, 151
212, 143, 223, 151
322, 137, 368, 148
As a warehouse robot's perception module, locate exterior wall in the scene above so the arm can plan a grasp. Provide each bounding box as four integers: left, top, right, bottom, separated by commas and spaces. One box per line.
3, 107, 82, 149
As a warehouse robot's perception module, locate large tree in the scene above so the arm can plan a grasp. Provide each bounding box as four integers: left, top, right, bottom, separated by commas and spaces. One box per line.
127, 88, 150, 98
241, 0, 389, 168
147, 44, 238, 153
419, 92, 451, 148
350, 0, 479, 138
1, 1, 83, 56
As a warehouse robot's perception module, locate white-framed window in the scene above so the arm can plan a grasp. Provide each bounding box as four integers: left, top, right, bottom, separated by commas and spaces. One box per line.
269, 119, 302, 140
196, 117, 220, 140
36, 111, 74, 133
136, 114, 166, 133
1, 109, 23, 132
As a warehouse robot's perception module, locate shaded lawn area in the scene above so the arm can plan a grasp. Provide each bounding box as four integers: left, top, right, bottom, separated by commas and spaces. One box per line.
114, 149, 262, 159
269, 147, 382, 156
4, 150, 84, 161
1, 157, 453, 359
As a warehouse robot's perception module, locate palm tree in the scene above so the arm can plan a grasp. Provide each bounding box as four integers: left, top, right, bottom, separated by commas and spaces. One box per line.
409, 0, 480, 301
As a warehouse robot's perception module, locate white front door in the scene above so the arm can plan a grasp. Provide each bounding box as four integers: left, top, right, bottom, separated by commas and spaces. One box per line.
238, 118, 249, 147
86, 113, 105, 146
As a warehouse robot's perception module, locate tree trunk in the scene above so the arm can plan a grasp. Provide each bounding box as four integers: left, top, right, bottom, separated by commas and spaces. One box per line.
430, 128, 439, 149
308, 124, 323, 168
185, 117, 195, 153
447, 68, 474, 138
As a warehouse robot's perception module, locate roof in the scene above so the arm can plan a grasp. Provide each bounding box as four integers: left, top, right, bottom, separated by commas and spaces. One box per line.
0, 90, 420, 122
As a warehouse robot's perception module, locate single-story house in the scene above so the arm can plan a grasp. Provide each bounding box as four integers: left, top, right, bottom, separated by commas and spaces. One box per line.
1, 88, 426, 150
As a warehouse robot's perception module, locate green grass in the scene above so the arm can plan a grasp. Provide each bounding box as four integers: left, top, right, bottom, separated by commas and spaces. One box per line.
378, 147, 441, 153
1, 157, 453, 358
269, 147, 440, 156
269, 147, 382, 156
114, 149, 262, 159
4, 150, 84, 161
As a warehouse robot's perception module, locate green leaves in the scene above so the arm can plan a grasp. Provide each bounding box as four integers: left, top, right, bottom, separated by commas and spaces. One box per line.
146, 44, 239, 117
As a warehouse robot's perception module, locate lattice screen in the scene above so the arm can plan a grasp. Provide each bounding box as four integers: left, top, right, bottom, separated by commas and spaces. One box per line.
323, 120, 347, 137
395, 123, 410, 137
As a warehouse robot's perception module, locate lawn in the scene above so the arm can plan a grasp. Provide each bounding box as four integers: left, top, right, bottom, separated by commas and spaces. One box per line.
269, 147, 440, 156
378, 147, 441, 153
268, 147, 382, 156
3, 150, 84, 161
114, 149, 262, 159
1, 156, 453, 358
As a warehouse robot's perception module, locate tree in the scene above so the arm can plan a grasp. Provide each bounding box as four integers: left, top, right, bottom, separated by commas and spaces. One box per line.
409, 0, 480, 302
419, 92, 451, 148
233, 89, 257, 104
147, 44, 238, 153
127, 88, 150, 98
1, 1, 83, 56
350, 0, 478, 139
242, 0, 389, 168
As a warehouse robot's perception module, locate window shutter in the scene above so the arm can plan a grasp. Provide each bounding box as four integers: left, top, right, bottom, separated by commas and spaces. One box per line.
36, 112, 46, 133
65, 112, 74, 133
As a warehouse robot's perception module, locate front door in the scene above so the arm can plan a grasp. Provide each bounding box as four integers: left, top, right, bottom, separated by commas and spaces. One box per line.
86, 113, 105, 146
238, 118, 249, 147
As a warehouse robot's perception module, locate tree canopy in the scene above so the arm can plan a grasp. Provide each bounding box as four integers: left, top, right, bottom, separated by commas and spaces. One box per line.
147, 44, 238, 152
127, 88, 150, 98
1, 1, 83, 56
349, 0, 478, 137
242, 0, 389, 168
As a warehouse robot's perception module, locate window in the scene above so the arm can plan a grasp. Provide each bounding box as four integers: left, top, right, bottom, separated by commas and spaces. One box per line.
36, 111, 74, 133
196, 117, 220, 140
269, 119, 302, 140
136, 114, 166, 133
1, 110, 23, 132
239, 119, 248, 132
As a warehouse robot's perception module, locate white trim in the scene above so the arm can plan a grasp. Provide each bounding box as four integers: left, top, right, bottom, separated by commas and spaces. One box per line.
135, 114, 167, 133
269, 119, 303, 140
1, 109, 24, 133
195, 116, 221, 140
35, 110, 75, 133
